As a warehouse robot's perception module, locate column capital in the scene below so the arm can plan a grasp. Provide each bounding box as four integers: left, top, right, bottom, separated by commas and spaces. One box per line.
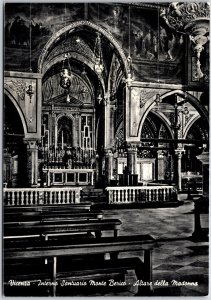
126, 142, 138, 152
23, 138, 39, 150
104, 148, 113, 156
174, 148, 185, 158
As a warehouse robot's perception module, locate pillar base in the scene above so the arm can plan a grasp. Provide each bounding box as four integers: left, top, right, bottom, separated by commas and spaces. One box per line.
191, 228, 209, 242
31, 184, 39, 188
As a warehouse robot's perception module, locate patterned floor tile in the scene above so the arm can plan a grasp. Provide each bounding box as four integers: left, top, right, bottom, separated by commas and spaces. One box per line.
180, 286, 207, 296
152, 270, 181, 282
101, 200, 209, 296
188, 261, 208, 268
153, 264, 184, 271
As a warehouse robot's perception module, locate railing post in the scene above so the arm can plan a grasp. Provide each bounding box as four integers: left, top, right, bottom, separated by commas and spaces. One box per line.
75, 189, 80, 204
11, 191, 15, 206
49, 190, 53, 205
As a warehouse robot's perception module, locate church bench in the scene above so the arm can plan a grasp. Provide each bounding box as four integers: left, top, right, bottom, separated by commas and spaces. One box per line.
4, 203, 91, 212
4, 257, 145, 296
4, 218, 122, 239
4, 235, 154, 296
4, 210, 103, 224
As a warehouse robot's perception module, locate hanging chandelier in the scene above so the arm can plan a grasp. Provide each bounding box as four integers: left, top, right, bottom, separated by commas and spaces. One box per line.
125, 6, 134, 87
60, 53, 72, 90
94, 32, 104, 76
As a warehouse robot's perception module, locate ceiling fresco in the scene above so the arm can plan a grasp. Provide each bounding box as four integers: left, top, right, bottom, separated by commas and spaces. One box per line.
4, 3, 186, 83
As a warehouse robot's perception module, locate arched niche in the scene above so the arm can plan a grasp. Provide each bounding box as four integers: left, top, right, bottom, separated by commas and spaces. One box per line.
138, 89, 209, 140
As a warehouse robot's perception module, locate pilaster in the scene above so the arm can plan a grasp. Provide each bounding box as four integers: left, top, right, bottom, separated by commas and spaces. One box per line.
24, 138, 39, 187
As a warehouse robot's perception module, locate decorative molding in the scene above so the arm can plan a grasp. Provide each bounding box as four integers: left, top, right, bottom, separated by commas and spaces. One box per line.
4, 79, 26, 102
139, 89, 157, 108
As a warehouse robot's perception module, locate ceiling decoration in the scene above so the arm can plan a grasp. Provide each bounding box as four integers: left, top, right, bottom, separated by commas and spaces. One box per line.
44, 35, 95, 68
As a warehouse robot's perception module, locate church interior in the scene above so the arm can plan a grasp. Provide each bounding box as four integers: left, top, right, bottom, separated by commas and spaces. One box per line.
3, 2, 209, 296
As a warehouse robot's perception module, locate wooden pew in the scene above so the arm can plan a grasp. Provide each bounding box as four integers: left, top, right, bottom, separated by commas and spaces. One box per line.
4, 210, 103, 224
4, 203, 92, 212
4, 235, 154, 296
4, 219, 122, 239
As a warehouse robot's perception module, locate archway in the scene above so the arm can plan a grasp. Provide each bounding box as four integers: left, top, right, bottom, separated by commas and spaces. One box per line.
38, 21, 129, 76
4, 89, 28, 136
4, 95, 27, 187
57, 116, 73, 148
38, 20, 128, 187
139, 111, 173, 183
138, 90, 209, 140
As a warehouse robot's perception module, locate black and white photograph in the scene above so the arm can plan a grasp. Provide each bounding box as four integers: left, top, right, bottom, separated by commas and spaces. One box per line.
3, 1, 209, 297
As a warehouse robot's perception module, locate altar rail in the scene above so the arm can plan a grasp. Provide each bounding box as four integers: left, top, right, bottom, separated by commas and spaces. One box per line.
106, 186, 177, 204
3, 187, 82, 206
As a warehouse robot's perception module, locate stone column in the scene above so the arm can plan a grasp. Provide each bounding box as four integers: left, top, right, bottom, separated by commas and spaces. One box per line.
52, 112, 56, 148
174, 149, 185, 191
104, 149, 113, 185
24, 139, 39, 187
73, 113, 80, 147
103, 94, 109, 149
157, 151, 165, 181
125, 143, 138, 186
127, 143, 137, 175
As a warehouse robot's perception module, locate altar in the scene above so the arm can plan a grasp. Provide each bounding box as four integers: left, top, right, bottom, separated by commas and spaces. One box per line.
43, 168, 95, 186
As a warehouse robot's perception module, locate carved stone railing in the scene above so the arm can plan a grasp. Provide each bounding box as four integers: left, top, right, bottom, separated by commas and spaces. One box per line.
106, 186, 177, 204
3, 187, 82, 206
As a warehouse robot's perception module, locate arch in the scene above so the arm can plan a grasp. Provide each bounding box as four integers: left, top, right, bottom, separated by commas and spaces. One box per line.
4, 89, 27, 136
55, 114, 75, 148
56, 113, 75, 123
183, 115, 200, 139
149, 110, 174, 139
43, 52, 105, 93
138, 89, 209, 140
38, 21, 129, 76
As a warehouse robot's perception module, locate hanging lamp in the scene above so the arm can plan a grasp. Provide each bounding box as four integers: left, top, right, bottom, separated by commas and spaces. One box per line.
60, 53, 72, 90
126, 5, 134, 87
26, 4, 34, 102
94, 32, 104, 76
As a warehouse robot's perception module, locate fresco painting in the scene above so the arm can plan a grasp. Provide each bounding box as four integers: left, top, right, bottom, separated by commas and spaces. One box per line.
4, 3, 185, 82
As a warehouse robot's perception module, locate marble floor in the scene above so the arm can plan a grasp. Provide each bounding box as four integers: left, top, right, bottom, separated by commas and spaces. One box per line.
98, 200, 209, 296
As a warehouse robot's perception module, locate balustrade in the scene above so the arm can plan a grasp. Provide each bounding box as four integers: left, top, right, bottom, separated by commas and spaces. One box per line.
3, 187, 82, 206
106, 186, 177, 204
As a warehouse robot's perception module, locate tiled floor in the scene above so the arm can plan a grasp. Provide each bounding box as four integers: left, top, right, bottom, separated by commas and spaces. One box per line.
100, 200, 209, 296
